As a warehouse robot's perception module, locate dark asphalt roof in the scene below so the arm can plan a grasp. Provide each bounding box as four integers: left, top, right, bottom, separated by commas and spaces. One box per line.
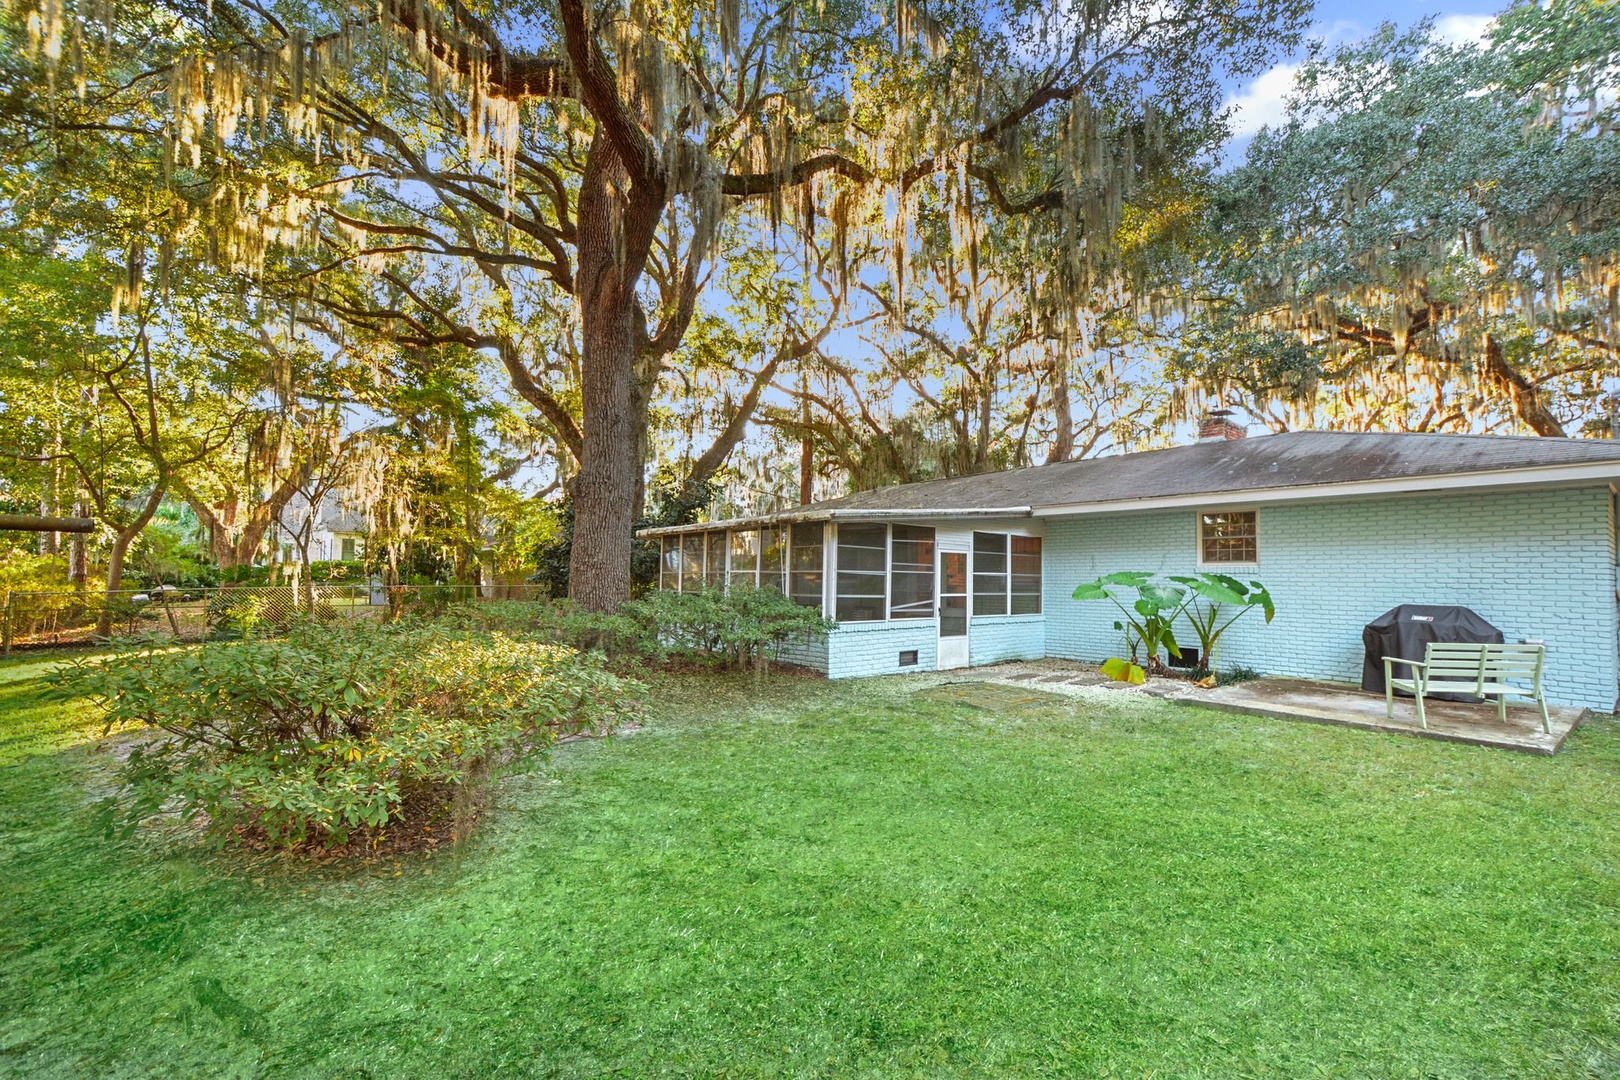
641, 431, 1620, 536
812, 431, 1620, 515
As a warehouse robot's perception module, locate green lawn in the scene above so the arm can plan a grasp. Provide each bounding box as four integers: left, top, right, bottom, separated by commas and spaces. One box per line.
3, 657, 1620, 1078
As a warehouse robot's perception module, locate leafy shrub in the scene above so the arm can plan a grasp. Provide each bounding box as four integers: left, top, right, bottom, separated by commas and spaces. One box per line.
447, 598, 650, 655
1216, 664, 1263, 686
446, 588, 833, 670
64, 620, 643, 848
622, 585, 835, 670
0, 551, 95, 593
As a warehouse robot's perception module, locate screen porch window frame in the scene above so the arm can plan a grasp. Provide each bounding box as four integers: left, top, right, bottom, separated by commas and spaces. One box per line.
1009, 535, 1042, 614
680, 533, 705, 592
1199, 510, 1259, 567
971, 531, 1042, 616
835, 522, 888, 622
729, 528, 760, 590
971, 531, 1009, 616
760, 525, 788, 594
659, 536, 679, 591
704, 531, 727, 588
789, 523, 825, 610
889, 524, 936, 619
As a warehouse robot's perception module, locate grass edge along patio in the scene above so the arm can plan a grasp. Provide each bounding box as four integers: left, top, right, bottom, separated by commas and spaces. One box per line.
642, 428, 1620, 712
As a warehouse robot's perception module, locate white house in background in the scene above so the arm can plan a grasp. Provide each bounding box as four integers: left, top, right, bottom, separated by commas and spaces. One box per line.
270, 490, 368, 563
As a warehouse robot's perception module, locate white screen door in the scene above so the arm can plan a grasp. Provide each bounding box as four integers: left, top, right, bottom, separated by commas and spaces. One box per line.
937, 549, 969, 669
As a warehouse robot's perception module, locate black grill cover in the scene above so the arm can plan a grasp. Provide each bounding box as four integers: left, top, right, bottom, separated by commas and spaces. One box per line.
1361, 605, 1504, 699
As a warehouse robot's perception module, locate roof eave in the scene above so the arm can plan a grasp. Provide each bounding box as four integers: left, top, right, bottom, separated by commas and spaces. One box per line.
636, 505, 1034, 539
1031, 460, 1620, 518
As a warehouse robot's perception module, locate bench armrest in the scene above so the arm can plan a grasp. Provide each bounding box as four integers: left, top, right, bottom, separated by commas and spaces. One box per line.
1383, 656, 1425, 673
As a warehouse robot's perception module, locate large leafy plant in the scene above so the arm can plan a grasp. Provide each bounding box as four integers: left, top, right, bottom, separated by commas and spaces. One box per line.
1169, 573, 1276, 674
1072, 571, 1276, 683
63, 620, 644, 849
1071, 572, 1190, 683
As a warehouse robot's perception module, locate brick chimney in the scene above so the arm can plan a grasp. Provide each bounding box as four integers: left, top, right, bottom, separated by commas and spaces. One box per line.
1197, 409, 1247, 443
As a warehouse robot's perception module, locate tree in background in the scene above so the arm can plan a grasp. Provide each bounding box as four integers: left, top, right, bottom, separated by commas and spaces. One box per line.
1174, 0, 1620, 435
4, 0, 1308, 608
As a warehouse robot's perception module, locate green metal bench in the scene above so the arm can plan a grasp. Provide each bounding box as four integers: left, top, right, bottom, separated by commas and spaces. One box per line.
1383, 642, 1550, 733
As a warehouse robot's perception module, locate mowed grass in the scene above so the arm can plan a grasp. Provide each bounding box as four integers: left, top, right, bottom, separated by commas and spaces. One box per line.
3, 662, 1620, 1078
0, 649, 104, 766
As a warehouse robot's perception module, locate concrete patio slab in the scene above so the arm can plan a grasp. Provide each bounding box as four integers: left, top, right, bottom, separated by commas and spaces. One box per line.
980, 660, 1588, 754
1186, 678, 1587, 755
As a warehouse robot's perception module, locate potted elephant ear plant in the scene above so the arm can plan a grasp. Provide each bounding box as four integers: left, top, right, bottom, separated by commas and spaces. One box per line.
1168, 573, 1275, 684
1071, 572, 1190, 683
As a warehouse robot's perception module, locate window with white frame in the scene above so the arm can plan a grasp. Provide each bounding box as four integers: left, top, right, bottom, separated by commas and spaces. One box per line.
761, 525, 788, 593
681, 533, 705, 592
1010, 536, 1042, 614
1200, 511, 1258, 565
729, 529, 759, 589
889, 525, 936, 619
660, 537, 680, 590
789, 523, 824, 609
971, 532, 1041, 615
705, 531, 726, 588
835, 523, 887, 621
972, 532, 1008, 615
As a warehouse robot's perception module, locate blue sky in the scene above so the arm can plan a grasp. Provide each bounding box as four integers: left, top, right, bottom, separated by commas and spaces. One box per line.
1221, 0, 1500, 160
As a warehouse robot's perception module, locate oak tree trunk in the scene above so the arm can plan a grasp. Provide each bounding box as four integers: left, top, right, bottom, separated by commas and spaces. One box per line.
567, 139, 663, 611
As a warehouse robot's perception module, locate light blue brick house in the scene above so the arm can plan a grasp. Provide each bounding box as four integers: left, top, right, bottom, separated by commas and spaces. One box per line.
641, 431, 1620, 711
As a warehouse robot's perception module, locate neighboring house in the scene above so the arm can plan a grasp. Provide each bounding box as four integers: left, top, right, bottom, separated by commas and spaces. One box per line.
271, 491, 368, 563
640, 428, 1620, 711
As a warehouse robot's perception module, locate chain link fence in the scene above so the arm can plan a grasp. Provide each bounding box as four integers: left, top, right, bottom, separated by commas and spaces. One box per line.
0, 583, 552, 654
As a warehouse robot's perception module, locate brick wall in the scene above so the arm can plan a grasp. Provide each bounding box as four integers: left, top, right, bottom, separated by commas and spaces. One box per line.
967, 614, 1046, 667
824, 620, 939, 679
775, 633, 830, 673
1042, 485, 1620, 710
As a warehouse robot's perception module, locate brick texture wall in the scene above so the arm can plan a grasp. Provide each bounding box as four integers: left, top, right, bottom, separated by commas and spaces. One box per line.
967, 614, 1047, 667
823, 620, 940, 679
1042, 485, 1620, 710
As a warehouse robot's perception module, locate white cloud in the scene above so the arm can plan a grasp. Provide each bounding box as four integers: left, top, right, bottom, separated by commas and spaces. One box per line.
1222, 13, 1496, 145
1434, 13, 1495, 45
1225, 61, 1301, 137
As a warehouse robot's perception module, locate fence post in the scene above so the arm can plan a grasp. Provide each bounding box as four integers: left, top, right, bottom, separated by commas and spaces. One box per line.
2, 590, 13, 659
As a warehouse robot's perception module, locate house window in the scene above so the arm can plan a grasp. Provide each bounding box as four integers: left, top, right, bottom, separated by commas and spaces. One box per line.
340, 537, 357, 561
789, 523, 824, 609
1010, 536, 1042, 614
835, 523, 887, 622
761, 525, 787, 594
972, 532, 1008, 616
890, 525, 935, 619
660, 537, 680, 591
730, 529, 759, 589
1200, 511, 1258, 565
705, 531, 727, 588
681, 533, 705, 592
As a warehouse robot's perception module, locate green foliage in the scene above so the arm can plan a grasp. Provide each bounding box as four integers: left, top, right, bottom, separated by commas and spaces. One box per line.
1176, 2, 1620, 435
446, 599, 648, 656
1217, 664, 1264, 686
61, 621, 643, 848
450, 588, 833, 671
1078, 570, 1277, 680
1073, 572, 1187, 677
624, 586, 836, 671
131, 509, 217, 589
309, 560, 366, 583
0, 551, 82, 594
1167, 573, 1276, 673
